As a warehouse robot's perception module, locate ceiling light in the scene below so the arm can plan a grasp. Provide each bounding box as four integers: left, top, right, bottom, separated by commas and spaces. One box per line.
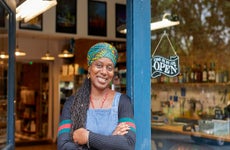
41, 51, 55, 61
58, 49, 74, 58
41, 38, 55, 61
15, 45, 26, 56
117, 13, 180, 34
151, 13, 180, 31
16, 0, 57, 22
0, 51, 9, 59
116, 24, 127, 34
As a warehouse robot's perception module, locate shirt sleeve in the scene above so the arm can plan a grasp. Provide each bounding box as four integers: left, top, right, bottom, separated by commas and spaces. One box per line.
88, 94, 136, 150
57, 95, 86, 150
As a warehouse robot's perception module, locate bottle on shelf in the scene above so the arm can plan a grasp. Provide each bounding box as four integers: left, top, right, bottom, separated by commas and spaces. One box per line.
202, 63, 208, 83
185, 65, 190, 83
196, 64, 202, 82
189, 63, 195, 83
223, 70, 229, 83
208, 62, 216, 83
194, 63, 198, 82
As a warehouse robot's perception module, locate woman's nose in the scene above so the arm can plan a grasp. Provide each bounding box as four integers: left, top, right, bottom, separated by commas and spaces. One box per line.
100, 66, 107, 74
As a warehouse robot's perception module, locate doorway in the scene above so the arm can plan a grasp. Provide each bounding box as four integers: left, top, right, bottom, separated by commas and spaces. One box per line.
15, 61, 50, 144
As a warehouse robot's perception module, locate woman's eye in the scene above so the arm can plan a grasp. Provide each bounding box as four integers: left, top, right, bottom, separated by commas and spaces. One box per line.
95, 63, 102, 68
107, 66, 113, 71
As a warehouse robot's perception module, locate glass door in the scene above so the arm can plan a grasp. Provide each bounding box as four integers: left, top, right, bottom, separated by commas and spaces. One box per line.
151, 1, 230, 149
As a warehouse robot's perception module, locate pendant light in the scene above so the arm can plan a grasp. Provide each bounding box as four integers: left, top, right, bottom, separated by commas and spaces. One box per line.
58, 49, 74, 58
41, 38, 55, 61
0, 51, 9, 59
0, 37, 9, 59
41, 51, 55, 61
58, 39, 74, 58
15, 36, 26, 56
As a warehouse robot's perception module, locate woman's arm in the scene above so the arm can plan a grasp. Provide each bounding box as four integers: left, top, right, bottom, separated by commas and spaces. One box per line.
88, 94, 136, 150
57, 96, 85, 150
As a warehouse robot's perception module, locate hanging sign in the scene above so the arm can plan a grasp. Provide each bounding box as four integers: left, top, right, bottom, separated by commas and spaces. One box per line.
151, 55, 179, 78
151, 31, 180, 78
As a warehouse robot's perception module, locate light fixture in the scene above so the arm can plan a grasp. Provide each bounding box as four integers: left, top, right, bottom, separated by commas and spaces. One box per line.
0, 51, 9, 59
150, 13, 180, 31
41, 51, 55, 61
41, 38, 55, 61
15, 45, 26, 56
117, 13, 180, 34
16, 0, 57, 22
58, 39, 75, 58
58, 49, 74, 58
0, 38, 8, 59
15, 36, 26, 56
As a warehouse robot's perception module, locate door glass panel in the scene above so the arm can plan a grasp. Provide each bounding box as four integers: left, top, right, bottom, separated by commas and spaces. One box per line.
15, 62, 49, 142
151, 1, 230, 149
0, 60, 7, 148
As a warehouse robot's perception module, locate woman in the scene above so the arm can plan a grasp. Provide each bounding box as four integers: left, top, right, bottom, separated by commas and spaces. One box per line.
57, 42, 136, 150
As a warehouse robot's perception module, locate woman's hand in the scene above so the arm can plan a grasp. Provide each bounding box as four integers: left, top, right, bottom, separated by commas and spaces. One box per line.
112, 122, 130, 135
73, 128, 89, 145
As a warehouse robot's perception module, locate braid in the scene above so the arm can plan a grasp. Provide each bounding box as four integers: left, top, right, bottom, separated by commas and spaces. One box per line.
70, 78, 91, 134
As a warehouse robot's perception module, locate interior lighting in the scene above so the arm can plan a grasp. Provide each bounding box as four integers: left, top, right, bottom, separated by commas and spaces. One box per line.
0, 51, 9, 59
118, 13, 180, 34
41, 38, 55, 61
15, 45, 26, 56
16, 0, 57, 22
150, 13, 180, 31
0, 38, 8, 59
58, 49, 74, 58
41, 51, 55, 61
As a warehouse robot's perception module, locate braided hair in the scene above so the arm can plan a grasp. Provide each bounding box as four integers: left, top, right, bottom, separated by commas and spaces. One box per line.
70, 78, 91, 134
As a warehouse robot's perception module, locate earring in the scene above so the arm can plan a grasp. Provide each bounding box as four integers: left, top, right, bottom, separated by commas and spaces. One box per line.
87, 73, 90, 79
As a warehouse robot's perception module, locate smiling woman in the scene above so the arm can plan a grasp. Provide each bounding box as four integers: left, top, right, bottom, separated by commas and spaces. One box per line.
57, 42, 136, 150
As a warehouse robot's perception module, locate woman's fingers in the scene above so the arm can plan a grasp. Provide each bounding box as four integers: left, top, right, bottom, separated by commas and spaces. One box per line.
113, 123, 130, 135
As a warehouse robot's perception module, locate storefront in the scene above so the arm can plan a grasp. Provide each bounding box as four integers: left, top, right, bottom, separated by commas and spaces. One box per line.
1, 0, 229, 150
0, 0, 151, 149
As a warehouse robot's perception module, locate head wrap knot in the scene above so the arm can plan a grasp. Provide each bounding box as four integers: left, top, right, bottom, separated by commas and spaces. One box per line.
87, 42, 118, 66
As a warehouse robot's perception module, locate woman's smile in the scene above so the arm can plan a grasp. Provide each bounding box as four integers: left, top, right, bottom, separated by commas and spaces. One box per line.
97, 76, 107, 84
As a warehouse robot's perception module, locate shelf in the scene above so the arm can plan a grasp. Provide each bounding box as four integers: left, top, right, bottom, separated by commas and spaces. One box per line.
60, 75, 74, 82
151, 82, 230, 87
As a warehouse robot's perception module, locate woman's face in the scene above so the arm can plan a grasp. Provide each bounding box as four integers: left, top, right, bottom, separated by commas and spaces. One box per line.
89, 57, 115, 90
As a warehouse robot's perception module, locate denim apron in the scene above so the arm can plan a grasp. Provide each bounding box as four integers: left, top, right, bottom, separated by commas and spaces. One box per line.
86, 92, 121, 135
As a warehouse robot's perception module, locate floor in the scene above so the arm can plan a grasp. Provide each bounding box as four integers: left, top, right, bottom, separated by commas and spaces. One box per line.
13, 133, 57, 150
15, 143, 57, 150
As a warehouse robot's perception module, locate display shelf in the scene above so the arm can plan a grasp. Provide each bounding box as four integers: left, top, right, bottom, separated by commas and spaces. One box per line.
16, 62, 49, 139
151, 82, 230, 87
60, 75, 75, 82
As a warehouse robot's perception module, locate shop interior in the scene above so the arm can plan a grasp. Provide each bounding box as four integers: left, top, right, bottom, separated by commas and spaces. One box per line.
150, 1, 230, 149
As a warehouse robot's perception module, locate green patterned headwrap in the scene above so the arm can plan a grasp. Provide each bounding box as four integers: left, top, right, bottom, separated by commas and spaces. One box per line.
87, 42, 118, 66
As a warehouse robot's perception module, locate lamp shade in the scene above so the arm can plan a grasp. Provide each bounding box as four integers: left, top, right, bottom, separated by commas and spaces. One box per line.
41, 51, 55, 61
15, 45, 26, 56
58, 49, 74, 58
0, 51, 9, 59
150, 18, 180, 31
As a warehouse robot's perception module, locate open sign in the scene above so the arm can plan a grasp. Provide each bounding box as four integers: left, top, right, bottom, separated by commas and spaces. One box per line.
151, 55, 180, 78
